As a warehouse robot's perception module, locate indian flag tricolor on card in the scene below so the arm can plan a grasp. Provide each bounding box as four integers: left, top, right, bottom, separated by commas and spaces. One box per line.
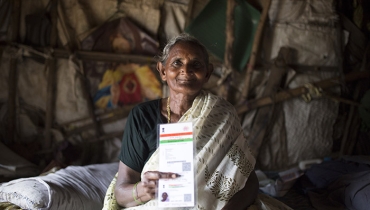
159, 132, 193, 143
159, 122, 193, 144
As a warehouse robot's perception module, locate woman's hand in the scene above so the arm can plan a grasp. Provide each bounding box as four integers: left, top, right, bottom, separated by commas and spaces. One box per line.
221, 170, 259, 210
115, 162, 181, 207
141, 171, 181, 199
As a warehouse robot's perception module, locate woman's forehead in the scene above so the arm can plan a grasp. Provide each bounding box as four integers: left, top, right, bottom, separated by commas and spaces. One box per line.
168, 42, 206, 59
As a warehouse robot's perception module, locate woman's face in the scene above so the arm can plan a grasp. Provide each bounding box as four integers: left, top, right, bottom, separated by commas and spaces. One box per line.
157, 42, 213, 96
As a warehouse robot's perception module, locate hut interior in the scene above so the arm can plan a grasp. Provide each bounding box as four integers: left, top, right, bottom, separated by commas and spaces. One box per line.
0, 0, 370, 209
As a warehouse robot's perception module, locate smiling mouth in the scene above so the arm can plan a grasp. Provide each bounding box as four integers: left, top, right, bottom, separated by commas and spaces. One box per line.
176, 78, 194, 84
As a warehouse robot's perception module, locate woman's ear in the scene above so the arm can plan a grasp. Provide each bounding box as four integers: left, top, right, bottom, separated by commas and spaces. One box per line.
157, 62, 167, 82
205, 63, 214, 81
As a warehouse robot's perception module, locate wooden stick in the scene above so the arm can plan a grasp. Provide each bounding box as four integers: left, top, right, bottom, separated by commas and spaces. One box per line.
50, 0, 58, 47
84, 131, 124, 144
339, 78, 362, 156
44, 0, 58, 149
247, 47, 290, 157
64, 106, 134, 137
239, 0, 272, 102
79, 65, 103, 138
0, 44, 157, 63
219, 0, 236, 100
184, 0, 195, 28
347, 114, 360, 155
236, 70, 370, 114
57, 104, 135, 127
44, 58, 56, 149
36, 131, 124, 156
6, 0, 21, 144
224, 0, 235, 70
7, 58, 17, 144
54, 49, 157, 63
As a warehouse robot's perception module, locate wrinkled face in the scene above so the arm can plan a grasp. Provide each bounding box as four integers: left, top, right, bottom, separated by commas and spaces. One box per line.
157, 42, 213, 96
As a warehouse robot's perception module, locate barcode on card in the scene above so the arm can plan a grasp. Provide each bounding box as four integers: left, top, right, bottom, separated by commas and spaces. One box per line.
184, 194, 191, 202
182, 162, 191, 171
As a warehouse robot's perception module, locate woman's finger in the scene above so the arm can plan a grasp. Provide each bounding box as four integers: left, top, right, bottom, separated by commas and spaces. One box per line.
144, 171, 181, 180
141, 171, 181, 199
142, 181, 157, 198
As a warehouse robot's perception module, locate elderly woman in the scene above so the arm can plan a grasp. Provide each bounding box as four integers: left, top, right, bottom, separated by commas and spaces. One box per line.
103, 33, 271, 210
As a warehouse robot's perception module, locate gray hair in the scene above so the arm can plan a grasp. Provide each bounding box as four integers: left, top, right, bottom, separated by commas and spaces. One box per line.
157, 33, 209, 65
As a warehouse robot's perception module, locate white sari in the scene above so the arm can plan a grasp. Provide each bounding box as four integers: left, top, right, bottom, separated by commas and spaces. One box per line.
103, 91, 292, 210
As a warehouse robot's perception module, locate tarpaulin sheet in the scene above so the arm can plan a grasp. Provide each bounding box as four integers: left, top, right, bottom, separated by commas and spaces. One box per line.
185, 0, 260, 72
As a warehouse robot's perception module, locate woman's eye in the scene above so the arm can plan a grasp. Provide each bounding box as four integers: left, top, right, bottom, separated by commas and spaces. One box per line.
172, 60, 182, 66
193, 61, 202, 68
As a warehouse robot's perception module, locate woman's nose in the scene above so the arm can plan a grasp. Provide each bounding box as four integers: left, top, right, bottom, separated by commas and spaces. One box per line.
181, 64, 194, 74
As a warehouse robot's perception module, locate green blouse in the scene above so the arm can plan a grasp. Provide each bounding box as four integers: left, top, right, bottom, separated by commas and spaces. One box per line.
119, 99, 164, 173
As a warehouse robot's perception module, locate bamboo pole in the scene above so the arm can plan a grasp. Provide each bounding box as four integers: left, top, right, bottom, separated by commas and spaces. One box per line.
247, 47, 290, 157
7, 0, 21, 144
0, 44, 157, 63
79, 65, 104, 139
64, 109, 132, 137
339, 83, 361, 156
57, 105, 135, 127
236, 70, 370, 114
52, 49, 157, 63
44, 58, 56, 149
10, 0, 20, 41
83, 131, 123, 144
219, 0, 236, 100
44, 0, 58, 149
224, 0, 235, 71
184, 0, 194, 28
7, 58, 18, 143
239, 0, 271, 102
347, 114, 361, 155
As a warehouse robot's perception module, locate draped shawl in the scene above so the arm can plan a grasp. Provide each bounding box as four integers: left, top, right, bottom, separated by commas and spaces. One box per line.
103, 91, 256, 210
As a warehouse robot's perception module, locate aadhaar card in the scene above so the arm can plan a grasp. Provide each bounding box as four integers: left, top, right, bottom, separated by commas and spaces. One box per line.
157, 122, 195, 208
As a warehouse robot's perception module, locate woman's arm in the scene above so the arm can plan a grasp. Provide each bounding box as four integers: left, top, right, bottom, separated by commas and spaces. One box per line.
115, 161, 180, 207
221, 170, 259, 210
115, 161, 151, 207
